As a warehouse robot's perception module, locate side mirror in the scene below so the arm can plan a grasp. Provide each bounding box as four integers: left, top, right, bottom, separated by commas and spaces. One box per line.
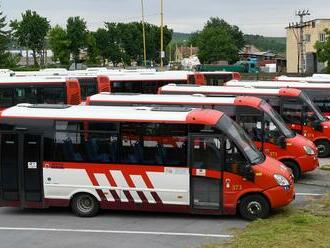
277, 135, 286, 149
312, 120, 323, 132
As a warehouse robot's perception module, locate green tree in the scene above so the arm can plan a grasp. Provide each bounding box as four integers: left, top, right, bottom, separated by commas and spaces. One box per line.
198, 26, 238, 64
66, 16, 87, 68
48, 25, 70, 65
0, 6, 11, 68
195, 17, 245, 64
86, 32, 99, 64
11, 10, 50, 66
315, 29, 330, 73
94, 28, 111, 65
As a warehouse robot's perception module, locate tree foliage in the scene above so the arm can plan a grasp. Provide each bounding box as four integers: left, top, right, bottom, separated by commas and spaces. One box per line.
48, 25, 70, 65
98, 22, 172, 66
244, 34, 286, 54
86, 32, 99, 64
315, 29, 330, 73
0, 5, 11, 68
10, 10, 50, 66
194, 17, 245, 64
66, 16, 87, 66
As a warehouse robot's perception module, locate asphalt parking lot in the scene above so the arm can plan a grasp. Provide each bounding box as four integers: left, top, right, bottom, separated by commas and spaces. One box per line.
0, 161, 329, 248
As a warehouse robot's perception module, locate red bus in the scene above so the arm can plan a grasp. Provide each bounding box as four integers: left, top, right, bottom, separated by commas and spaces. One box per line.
0, 77, 81, 110
105, 71, 240, 94
159, 84, 330, 158
11, 71, 110, 101
226, 80, 330, 118
87, 93, 318, 180
68, 75, 110, 101
0, 104, 294, 220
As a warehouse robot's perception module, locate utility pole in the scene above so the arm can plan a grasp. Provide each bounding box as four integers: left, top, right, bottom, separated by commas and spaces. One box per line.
289, 10, 310, 74
160, 0, 164, 69
141, 0, 147, 67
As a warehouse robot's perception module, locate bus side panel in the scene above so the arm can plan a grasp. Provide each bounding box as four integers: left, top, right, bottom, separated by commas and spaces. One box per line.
43, 162, 190, 211
66, 79, 82, 105
97, 76, 110, 93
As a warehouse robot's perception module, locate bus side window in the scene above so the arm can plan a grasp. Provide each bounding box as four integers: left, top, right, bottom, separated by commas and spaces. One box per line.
281, 98, 302, 125
191, 136, 223, 171
120, 123, 188, 166
0, 87, 14, 107
237, 107, 263, 143
224, 139, 247, 175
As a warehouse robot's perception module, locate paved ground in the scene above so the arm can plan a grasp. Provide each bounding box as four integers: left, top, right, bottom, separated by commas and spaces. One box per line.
0, 162, 329, 248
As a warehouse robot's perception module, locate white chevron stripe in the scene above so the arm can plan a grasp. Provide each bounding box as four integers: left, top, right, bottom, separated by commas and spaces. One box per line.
131, 175, 156, 204
110, 170, 141, 203
94, 173, 115, 202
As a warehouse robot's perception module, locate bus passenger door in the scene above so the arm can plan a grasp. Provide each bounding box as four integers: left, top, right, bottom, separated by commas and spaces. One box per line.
22, 134, 43, 204
189, 135, 223, 211
0, 133, 43, 207
0, 134, 19, 202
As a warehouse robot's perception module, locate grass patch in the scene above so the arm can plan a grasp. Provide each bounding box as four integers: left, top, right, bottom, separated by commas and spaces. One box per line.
201, 193, 330, 248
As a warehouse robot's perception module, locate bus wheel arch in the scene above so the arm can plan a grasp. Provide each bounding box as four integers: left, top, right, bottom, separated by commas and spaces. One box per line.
237, 192, 271, 221
70, 192, 100, 217
314, 139, 330, 158
280, 159, 301, 181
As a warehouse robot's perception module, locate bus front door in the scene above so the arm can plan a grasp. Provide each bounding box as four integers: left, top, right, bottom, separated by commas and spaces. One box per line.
189, 135, 223, 211
0, 133, 43, 207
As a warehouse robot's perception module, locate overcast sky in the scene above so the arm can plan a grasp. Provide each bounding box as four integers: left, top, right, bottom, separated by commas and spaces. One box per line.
2, 0, 330, 37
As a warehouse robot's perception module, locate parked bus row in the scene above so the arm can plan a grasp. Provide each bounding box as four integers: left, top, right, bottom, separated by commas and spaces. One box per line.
2, 70, 330, 220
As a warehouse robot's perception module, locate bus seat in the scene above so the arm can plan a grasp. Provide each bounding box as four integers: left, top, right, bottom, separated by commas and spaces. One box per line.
63, 139, 83, 161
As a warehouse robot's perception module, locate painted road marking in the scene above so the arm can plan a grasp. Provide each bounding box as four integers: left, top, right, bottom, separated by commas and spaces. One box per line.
296, 193, 324, 196
0, 227, 233, 238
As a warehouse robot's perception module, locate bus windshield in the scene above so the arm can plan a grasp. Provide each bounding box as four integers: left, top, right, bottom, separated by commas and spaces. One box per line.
217, 115, 264, 164
300, 92, 326, 122
259, 101, 295, 138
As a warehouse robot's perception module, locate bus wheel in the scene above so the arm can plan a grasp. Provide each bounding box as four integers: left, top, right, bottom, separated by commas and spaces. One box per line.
238, 194, 270, 221
71, 193, 99, 217
282, 161, 300, 182
315, 140, 330, 158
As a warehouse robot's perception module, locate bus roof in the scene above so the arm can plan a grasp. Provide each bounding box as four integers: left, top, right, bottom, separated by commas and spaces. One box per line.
159, 84, 302, 97
0, 76, 68, 84
275, 75, 330, 83
106, 72, 188, 81
225, 80, 330, 89
88, 93, 263, 108
0, 104, 223, 125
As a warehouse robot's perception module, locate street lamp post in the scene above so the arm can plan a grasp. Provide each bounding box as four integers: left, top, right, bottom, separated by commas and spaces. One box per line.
141, 0, 147, 67
160, 0, 164, 69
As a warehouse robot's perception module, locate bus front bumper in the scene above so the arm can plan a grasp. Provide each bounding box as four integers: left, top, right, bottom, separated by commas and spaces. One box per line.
264, 184, 295, 209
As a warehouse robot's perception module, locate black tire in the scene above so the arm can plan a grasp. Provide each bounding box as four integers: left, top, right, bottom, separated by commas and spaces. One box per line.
238, 194, 270, 221
315, 140, 330, 158
282, 160, 300, 182
71, 193, 99, 217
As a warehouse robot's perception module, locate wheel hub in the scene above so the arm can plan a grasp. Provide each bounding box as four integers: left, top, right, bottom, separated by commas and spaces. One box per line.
247, 201, 262, 215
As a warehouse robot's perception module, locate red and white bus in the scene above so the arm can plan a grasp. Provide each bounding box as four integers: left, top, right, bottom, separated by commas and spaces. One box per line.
159, 84, 330, 158
226, 80, 330, 118
105, 71, 240, 94
0, 104, 294, 220
11, 71, 110, 101
87, 93, 318, 179
0, 77, 81, 110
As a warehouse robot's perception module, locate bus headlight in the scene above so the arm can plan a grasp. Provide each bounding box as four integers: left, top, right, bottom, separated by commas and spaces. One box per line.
304, 146, 315, 155
274, 174, 290, 187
